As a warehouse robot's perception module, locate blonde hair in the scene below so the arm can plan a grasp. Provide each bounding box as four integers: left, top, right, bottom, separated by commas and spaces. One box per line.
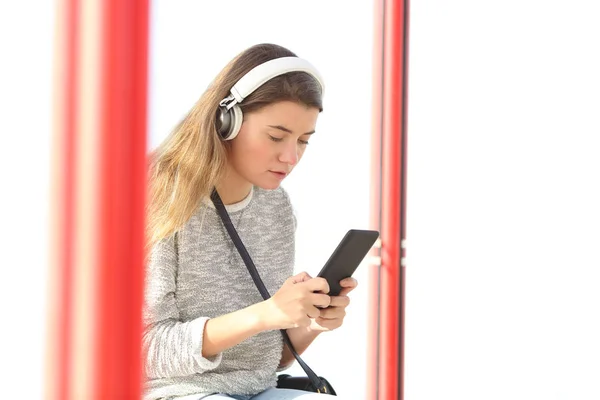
146, 43, 323, 251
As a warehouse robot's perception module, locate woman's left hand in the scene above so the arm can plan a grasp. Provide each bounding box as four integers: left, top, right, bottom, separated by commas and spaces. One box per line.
310, 277, 358, 332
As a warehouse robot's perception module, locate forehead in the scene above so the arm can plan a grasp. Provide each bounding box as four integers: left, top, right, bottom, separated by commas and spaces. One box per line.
247, 101, 320, 128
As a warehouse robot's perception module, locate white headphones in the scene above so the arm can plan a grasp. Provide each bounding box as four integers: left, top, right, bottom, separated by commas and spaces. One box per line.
216, 56, 325, 140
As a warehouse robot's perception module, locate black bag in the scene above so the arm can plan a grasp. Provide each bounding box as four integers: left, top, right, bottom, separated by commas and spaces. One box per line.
211, 189, 336, 395
276, 374, 337, 395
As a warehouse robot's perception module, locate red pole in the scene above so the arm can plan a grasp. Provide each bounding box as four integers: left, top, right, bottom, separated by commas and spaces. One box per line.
48, 0, 149, 398
47, 0, 79, 398
96, 0, 149, 397
369, 0, 409, 399
367, 0, 384, 399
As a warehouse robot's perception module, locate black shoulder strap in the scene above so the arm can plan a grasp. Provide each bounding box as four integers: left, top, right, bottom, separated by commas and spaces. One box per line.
210, 189, 328, 392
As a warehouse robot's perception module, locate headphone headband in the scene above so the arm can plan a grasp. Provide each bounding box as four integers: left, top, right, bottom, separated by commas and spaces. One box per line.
225, 56, 324, 108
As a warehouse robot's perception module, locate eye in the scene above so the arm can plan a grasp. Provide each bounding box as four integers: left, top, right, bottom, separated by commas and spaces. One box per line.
268, 135, 283, 143
298, 139, 310, 146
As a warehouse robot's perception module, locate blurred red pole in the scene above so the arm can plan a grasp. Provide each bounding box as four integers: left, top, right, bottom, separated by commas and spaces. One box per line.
367, 0, 384, 398
49, 0, 149, 398
95, 0, 149, 397
47, 0, 79, 399
368, 0, 409, 399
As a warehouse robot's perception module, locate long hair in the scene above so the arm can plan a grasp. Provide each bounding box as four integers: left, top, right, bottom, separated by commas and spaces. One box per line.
146, 43, 323, 251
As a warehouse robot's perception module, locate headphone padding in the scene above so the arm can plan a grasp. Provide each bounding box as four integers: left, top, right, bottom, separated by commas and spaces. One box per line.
223, 105, 243, 141
217, 106, 231, 138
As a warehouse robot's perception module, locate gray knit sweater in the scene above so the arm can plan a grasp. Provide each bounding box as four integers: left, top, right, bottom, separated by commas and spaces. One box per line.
143, 186, 296, 400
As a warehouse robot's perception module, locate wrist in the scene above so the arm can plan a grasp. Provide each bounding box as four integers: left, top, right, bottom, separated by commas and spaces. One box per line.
248, 300, 274, 332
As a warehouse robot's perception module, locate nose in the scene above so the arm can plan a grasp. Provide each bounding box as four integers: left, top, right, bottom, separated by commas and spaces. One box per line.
279, 141, 299, 166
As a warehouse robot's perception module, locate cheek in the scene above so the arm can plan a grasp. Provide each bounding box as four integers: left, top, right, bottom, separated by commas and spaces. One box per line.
232, 136, 272, 168
246, 138, 271, 160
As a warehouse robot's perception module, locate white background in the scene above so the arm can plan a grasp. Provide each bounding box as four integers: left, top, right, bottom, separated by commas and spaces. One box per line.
148, 1, 375, 398
406, 1, 600, 399
0, 0, 54, 397
1, 0, 599, 399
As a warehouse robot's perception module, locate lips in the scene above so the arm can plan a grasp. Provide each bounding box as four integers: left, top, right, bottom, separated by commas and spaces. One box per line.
269, 170, 288, 179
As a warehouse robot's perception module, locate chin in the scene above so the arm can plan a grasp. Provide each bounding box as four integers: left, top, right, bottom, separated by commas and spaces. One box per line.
254, 181, 281, 191
250, 176, 282, 191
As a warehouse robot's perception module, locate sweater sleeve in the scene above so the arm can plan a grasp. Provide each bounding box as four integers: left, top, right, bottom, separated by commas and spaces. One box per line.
142, 235, 222, 379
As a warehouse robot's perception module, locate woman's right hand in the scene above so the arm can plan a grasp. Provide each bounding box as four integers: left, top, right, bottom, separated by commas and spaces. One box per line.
261, 272, 331, 330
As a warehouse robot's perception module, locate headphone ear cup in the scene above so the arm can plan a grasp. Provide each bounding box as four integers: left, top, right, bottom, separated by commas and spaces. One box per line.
223, 105, 243, 141
217, 106, 231, 138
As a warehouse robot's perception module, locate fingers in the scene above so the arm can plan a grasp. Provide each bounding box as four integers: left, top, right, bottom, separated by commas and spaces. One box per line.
338, 277, 358, 296
328, 295, 350, 308
304, 277, 330, 294
306, 278, 356, 332
309, 292, 331, 308
289, 271, 313, 284
340, 277, 358, 289
340, 277, 358, 286
315, 317, 342, 330
318, 306, 346, 320
306, 305, 321, 319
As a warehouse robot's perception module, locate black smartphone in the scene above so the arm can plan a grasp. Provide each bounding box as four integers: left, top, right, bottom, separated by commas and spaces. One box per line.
316, 229, 380, 296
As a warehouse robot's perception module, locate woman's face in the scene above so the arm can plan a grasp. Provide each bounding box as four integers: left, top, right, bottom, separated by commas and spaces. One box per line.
228, 100, 320, 190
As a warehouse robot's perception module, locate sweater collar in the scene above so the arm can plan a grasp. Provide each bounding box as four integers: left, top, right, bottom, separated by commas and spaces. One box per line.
203, 186, 254, 213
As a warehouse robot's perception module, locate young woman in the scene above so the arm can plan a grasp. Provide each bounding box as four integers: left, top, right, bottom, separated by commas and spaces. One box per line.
143, 43, 357, 400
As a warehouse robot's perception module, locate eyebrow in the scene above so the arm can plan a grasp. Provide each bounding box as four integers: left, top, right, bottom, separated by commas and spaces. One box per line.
267, 124, 315, 135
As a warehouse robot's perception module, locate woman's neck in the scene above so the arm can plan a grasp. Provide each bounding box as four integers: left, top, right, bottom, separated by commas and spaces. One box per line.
216, 167, 253, 205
